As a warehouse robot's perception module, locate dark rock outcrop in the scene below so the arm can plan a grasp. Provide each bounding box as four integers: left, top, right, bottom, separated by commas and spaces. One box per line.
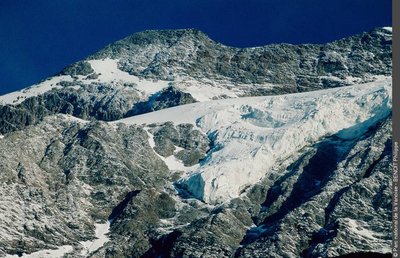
128, 85, 197, 116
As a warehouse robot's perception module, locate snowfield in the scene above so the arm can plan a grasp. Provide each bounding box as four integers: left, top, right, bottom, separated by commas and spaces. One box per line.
115, 78, 392, 204
82, 58, 275, 101
85, 59, 168, 98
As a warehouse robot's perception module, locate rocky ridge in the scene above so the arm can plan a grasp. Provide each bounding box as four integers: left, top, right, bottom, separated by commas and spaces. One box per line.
0, 27, 392, 135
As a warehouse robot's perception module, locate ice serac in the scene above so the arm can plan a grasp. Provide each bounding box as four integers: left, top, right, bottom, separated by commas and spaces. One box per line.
194, 80, 391, 204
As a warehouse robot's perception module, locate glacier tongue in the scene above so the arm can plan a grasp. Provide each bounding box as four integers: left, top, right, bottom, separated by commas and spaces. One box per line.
116, 78, 392, 204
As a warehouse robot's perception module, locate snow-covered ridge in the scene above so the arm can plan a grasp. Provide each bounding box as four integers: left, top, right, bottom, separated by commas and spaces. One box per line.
114, 78, 392, 204
85, 59, 168, 98
80, 59, 264, 101
0, 58, 170, 105
0, 76, 73, 105
0, 26, 392, 108
0, 58, 258, 106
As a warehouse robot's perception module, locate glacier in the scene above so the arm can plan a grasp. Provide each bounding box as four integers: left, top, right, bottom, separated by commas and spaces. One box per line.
117, 78, 392, 204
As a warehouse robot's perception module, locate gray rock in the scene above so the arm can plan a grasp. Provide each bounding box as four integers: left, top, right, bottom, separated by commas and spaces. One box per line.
60, 61, 95, 76
0, 83, 140, 134
150, 122, 209, 166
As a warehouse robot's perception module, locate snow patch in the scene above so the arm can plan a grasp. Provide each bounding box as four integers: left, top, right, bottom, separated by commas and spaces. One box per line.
59, 114, 89, 124
4, 245, 73, 258
85, 59, 257, 102
163, 155, 198, 172
86, 58, 168, 97
0, 76, 73, 105
345, 219, 377, 239
80, 221, 111, 256
144, 127, 156, 148
145, 128, 198, 172
176, 77, 239, 101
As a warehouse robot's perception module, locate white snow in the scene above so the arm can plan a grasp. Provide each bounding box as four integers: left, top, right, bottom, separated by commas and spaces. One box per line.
85, 59, 259, 101
163, 155, 198, 172
114, 78, 392, 204
382, 26, 392, 32
145, 127, 157, 148
1, 53, 391, 110
0, 58, 169, 106
175, 77, 240, 102
0, 135, 3, 139
0, 58, 281, 107
86, 58, 168, 97
4, 245, 73, 258
80, 221, 111, 256
0, 76, 73, 105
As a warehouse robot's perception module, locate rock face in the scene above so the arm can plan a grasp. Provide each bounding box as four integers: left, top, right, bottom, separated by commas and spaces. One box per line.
0, 27, 393, 258
60, 61, 95, 77
128, 85, 198, 117
0, 84, 140, 134
0, 116, 170, 256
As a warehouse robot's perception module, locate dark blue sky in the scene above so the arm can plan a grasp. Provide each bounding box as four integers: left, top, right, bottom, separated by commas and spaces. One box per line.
0, 0, 391, 95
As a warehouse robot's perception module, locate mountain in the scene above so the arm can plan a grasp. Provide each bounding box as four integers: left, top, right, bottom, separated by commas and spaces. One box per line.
0, 27, 391, 134
0, 27, 393, 258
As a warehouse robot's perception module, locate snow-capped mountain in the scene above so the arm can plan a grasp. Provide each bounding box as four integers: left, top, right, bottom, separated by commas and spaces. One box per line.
0, 27, 393, 258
